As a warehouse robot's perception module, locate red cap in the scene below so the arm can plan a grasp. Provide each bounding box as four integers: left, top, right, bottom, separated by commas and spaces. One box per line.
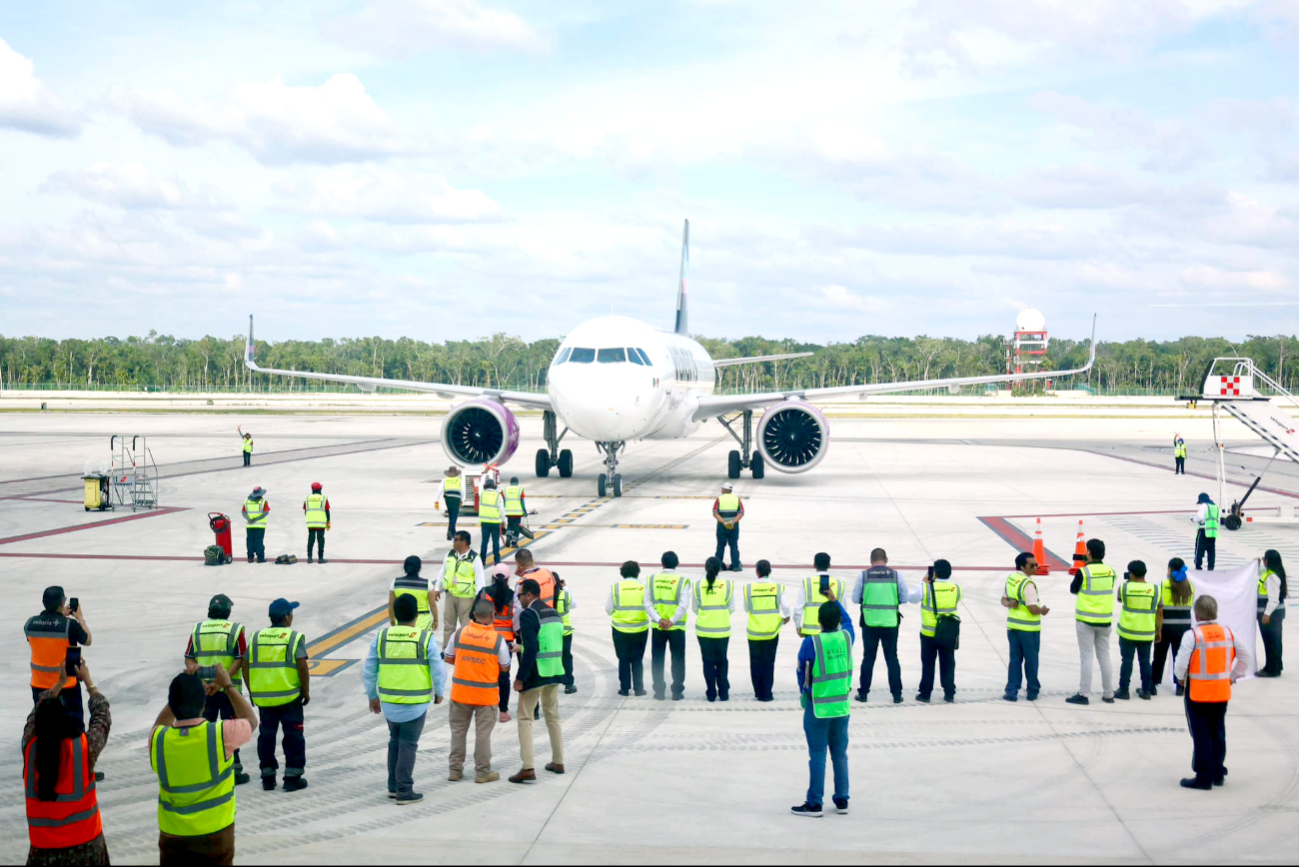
311, 482, 322, 491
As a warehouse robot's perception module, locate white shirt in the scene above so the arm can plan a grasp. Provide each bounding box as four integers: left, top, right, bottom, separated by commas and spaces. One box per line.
443, 626, 512, 669
690, 578, 737, 613
1263, 572, 1283, 617
434, 550, 486, 594
644, 573, 691, 627
1192, 503, 1213, 525
1173, 621, 1253, 683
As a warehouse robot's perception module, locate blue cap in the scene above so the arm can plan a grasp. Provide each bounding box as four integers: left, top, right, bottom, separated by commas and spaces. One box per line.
268, 598, 300, 617
1197, 493, 1212, 504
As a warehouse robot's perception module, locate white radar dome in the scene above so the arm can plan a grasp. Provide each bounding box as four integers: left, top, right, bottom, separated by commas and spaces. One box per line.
1016, 308, 1046, 332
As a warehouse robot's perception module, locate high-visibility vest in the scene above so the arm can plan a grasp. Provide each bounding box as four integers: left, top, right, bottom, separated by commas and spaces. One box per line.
393, 575, 433, 631
716, 494, 741, 519
920, 581, 961, 638
556, 590, 574, 636
1075, 564, 1117, 625
376, 626, 433, 705
24, 734, 102, 849
649, 572, 687, 630
242, 438, 253, 454
450, 622, 503, 706
244, 498, 267, 528
444, 476, 462, 496
246, 627, 304, 707
1203, 503, 1219, 539
303, 493, 327, 528
694, 579, 733, 638
25, 615, 76, 690
490, 594, 515, 642
744, 581, 783, 641
1161, 578, 1196, 626
1258, 569, 1276, 614
1116, 581, 1159, 642
443, 551, 479, 599
527, 606, 565, 678
1187, 623, 1235, 703
503, 485, 525, 517
610, 581, 649, 634
1005, 573, 1041, 633
190, 620, 244, 687
150, 721, 235, 837
801, 576, 845, 635
520, 567, 558, 607
479, 489, 502, 522
809, 630, 852, 719
859, 568, 900, 628
1174, 442, 1187, 458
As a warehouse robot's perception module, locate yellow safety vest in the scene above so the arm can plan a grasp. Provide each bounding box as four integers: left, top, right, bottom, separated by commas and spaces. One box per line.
479, 489, 502, 522
303, 493, 327, 528
503, 485, 525, 517
244, 498, 267, 528
716, 494, 741, 519
1116, 581, 1159, 642
1075, 563, 1117, 625
1258, 569, 1275, 613
801, 576, 845, 635
610, 580, 649, 634
1161, 578, 1196, 626
246, 627, 304, 707
190, 620, 244, 687
556, 590, 574, 636
242, 439, 253, 455
444, 476, 462, 495
443, 551, 479, 599
393, 575, 433, 631
1005, 573, 1041, 633
150, 721, 235, 837
694, 579, 733, 638
376, 626, 433, 705
649, 572, 687, 631
745, 581, 783, 641
920, 581, 961, 638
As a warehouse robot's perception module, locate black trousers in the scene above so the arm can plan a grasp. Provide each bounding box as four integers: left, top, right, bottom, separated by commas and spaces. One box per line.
1118, 637, 1153, 692
859, 624, 902, 698
480, 522, 500, 564
651, 629, 686, 697
498, 671, 511, 712
714, 524, 740, 570
1175, 456, 1185, 474
749, 637, 779, 701
445, 495, 461, 537
245, 527, 266, 562
243, 452, 251, 467
306, 527, 325, 559
918, 634, 955, 699
32, 684, 84, 733
698, 636, 730, 699
562, 632, 575, 687
1153, 623, 1190, 685
1185, 697, 1228, 785
204, 690, 244, 772
506, 516, 534, 541
1260, 608, 1285, 675
1195, 530, 1216, 571
611, 628, 647, 692
257, 700, 305, 777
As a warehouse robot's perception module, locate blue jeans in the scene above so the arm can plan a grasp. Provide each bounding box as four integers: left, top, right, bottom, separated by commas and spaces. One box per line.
802, 701, 849, 807
1005, 630, 1040, 697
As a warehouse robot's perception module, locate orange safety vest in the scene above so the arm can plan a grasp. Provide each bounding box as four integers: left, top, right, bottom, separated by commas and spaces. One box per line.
1187, 623, 1235, 703
24, 735, 102, 849
520, 567, 557, 608
491, 598, 515, 643
25, 616, 76, 690
450, 622, 504, 706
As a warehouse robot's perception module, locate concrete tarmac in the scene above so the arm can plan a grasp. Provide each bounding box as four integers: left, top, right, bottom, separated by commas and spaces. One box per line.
1, 411, 1296, 864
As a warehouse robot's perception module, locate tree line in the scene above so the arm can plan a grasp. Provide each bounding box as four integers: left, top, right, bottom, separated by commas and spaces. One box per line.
1, 330, 1296, 396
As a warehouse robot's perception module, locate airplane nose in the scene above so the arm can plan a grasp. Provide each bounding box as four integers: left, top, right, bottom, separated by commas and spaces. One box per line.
550, 365, 657, 440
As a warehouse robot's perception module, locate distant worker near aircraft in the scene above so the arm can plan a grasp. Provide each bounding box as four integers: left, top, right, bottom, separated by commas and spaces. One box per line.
440, 466, 463, 541
503, 477, 535, 548
478, 478, 503, 565
238, 426, 253, 467
713, 482, 744, 573
1173, 435, 1187, 475
303, 482, 330, 564
241, 486, 269, 564
1192, 493, 1219, 572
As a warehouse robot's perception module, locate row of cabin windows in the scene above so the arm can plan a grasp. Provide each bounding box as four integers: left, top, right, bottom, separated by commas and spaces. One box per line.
553, 347, 652, 366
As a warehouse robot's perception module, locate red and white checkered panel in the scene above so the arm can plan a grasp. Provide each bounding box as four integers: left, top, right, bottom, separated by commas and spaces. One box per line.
1219, 375, 1241, 396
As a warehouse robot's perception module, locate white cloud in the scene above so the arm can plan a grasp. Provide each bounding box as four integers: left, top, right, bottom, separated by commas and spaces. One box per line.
1030, 91, 1209, 171
109, 74, 405, 164
42, 162, 233, 210
818, 284, 886, 312
275, 165, 504, 223
325, 0, 546, 56
0, 39, 80, 137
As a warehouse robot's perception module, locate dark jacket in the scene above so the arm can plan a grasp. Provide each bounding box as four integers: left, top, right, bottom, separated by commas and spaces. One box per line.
517, 600, 564, 690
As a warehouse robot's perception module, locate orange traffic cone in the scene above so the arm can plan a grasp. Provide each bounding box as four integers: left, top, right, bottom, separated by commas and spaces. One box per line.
1068, 520, 1086, 576
1032, 518, 1049, 575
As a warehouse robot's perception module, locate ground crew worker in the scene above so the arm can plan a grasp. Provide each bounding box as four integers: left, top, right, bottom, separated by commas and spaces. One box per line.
183, 593, 250, 785
1192, 492, 1219, 571
1257, 549, 1287, 677
514, 549, 558, 607
441, 466, 463, 541
444, 599, 510, 785
1002, 552, 1049, 702
607, 561, 650, 696
1067, 538, 1117, 705
851, 549, 918, 704
238, 426, 252, 467
241, 486, 269, 564
745, 559, 789, 702
646, 551, 690, 700
790, 553, 845, 640
26, 586, 92, 730
916, 560, 961, 703
436, 532, 484, 649
693, 557, 735, 702
303, 482, 330, 564
713, 482, 744, 572
509, 579, 566, 784
1153, 558, 1195, 694
481, 565, 516, 721
247, 598, 310, 791
391, 555, 437, 633
791, 599, 855, 818
1174, 595, 1250, 789
150, 666, 256, 863
503, 476, 534, 547
1174, 436, 1187, 475
1116, 560, 1162, 700
555, 576, 577, 694
363, 594, 446, 804
478, 477, 503, 564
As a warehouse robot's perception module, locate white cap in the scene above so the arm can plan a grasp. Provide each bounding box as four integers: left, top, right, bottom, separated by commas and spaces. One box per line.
721, 482, 734, 491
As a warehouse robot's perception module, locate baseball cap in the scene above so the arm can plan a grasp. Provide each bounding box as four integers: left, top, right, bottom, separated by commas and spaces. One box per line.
311, 482, 322, 491
209, 593, 234, 613
721, 482, 734, 491
268, 598, 300, 617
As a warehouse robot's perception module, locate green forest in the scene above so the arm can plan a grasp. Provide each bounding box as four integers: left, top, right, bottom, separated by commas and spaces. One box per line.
1, 331, 1296, 395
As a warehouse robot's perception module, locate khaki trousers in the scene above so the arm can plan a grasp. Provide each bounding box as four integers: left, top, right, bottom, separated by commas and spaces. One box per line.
442, 593, 476, 649
448, 701, 496, 775
518, 684, 563, 770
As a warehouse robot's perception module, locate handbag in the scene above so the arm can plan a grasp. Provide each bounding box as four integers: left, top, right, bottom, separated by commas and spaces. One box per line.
930, 583, 961, 650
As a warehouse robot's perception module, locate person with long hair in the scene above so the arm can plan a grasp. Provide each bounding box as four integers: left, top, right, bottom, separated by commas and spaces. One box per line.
692, 556, 735, 702
480, 565, 518, 721
1258, 550, 1288, 677
1153, 558, 1195, 695
23, 659, 110, 866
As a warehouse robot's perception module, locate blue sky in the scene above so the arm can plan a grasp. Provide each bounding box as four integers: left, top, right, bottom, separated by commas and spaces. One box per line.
2, 0, 1297, 344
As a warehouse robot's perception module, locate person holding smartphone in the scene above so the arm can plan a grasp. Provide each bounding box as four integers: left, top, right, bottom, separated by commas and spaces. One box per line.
25, 587, 92, 731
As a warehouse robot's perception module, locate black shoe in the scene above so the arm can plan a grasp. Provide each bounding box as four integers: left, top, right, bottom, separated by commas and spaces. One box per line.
1213, 777, 1224, 787
1150, 686, 1158, 696
262, 776, 276, 791
1114, 689, 1130, 700
634, 689, 648, 697
396, 792, 424, 805
653, 693, 665, 701
318, 558, 328, 564
672, 693, 684, 701
1002, 692, 1017, 702
892, 694, 903, 704
283, 777, 308, 792
1256, 671, 1279, 678
306, 556, 313, 563
853, 692, 868, 703
248, 557, 255, 563
1026, 693, 1038, 701
94, 771, 105, 782
1138, 690, 1151, 700
731, 565, 744, 573
719, 693, 729, 702
1180, 778, 1212, 790
1066, 694, 1089, 705
1175, 684, 1185, 696
446, 531, 453, 541
1101, 696, 1115, 704
706, 695, 716, 703
832, 797, 849, 814
757, 696, 774, 702
565, 684, 577, 694
234, 770, 251, 785
944, 694, 955, 703
915, 693, 930, 703
618, 689, 630, 696
790, 802, 823, 818
257, 558, 267, 563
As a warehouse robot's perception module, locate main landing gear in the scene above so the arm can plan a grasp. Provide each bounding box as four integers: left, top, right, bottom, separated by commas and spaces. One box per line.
718, 410, 764, 480
596, 441, 624, 498
535, 411, 573, 479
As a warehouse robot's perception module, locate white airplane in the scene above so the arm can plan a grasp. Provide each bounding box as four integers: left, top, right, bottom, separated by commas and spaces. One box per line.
245, 220, 1096, 497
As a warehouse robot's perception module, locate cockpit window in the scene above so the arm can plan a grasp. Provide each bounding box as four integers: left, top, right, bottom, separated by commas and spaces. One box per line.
553, 347, 572, 366
568, 347, 595, 364
634, 348, 651, 365
628, 348, 645, 366
597, 348, 627, 364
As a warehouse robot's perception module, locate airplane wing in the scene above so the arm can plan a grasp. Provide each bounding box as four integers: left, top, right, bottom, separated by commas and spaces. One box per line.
242, 317, 554, 410
712, 352, 814, 368
694, 315, 1097, 421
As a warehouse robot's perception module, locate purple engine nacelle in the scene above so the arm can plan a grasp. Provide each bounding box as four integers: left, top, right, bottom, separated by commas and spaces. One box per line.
442, 399, 520, 468
756, 401, 829, 473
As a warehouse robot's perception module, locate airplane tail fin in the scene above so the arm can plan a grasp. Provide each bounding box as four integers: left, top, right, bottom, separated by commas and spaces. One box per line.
674, 219, 689, 335
245, 315, 257, 370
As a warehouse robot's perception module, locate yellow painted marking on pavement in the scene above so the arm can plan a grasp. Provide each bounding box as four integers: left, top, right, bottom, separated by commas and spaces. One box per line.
306, 609, 389, 658
307, 659, 355, 676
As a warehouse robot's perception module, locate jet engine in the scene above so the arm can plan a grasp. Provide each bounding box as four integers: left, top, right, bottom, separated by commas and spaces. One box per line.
756, 401, 829, 473
442, 399, 520, 466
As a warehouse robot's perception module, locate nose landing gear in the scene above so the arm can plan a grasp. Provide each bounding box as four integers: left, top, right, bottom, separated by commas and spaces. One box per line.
596, 441, 624, 497
719, 410, 764, 479
535, 411, 573, 479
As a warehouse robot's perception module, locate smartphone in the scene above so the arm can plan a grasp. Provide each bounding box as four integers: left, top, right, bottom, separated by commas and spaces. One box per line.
819, 574, 830, 596
1123, 571, 1130, 581
927, 566, 934, 581
68, 597, 79, 614
65, 646, 82, 678
197, 665, 217, 680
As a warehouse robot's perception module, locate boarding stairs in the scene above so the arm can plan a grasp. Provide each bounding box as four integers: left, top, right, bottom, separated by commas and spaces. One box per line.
110, 435, 160, 511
